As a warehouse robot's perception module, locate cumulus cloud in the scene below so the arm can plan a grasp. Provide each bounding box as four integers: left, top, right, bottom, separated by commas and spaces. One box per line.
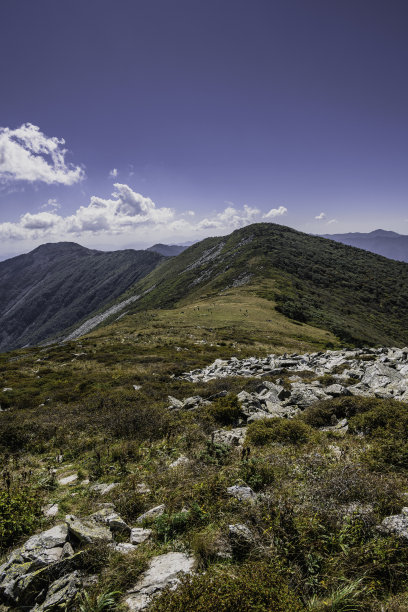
0, 184, 174, 241
197, 204, 260, 231
109, 168, 118, 178
263, 206, 287, 219
0, 186, 284, 248
0, 123, 85, 185
41, 198, 61, 211
315, 212, 326, 220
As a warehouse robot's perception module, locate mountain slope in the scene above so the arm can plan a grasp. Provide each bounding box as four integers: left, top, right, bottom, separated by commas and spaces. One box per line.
0, 242, 164, 352
93, 223, 408, 347
321, 228, 408, 262
147, 243, 187, 257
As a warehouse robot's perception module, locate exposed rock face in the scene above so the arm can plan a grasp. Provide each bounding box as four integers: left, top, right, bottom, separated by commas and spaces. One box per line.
125, 552, 195, 610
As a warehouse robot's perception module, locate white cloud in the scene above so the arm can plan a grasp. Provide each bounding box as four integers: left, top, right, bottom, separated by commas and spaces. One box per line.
198, 204, 260, 231
41, 198, 61, 211
0, 123, 85, 185
315, 212, 326, 220
327, 218, 338, 225
109, 168, 118, 178
0, 184, 174, 242
263, 206, 287, 219
0, 187, 282, 250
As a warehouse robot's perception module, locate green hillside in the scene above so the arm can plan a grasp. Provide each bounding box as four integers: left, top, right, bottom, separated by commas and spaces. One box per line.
101, 223, 408, 347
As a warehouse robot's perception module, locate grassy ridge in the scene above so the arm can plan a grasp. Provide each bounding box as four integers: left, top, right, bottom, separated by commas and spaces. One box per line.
107, 223, 408, 347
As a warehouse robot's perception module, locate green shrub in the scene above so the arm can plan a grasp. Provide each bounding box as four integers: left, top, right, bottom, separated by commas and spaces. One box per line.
150, 561, 304, 611
349, 400, 408, 470
238, 457, 275, 491
0, 487, 43, 551
207, 394, 243, 426
246, 418, 314, 446
301, 396, 400, 429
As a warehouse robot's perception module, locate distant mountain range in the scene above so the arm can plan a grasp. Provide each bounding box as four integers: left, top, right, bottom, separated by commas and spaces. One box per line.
320, 229, 408, 262
147, 243, 187, 257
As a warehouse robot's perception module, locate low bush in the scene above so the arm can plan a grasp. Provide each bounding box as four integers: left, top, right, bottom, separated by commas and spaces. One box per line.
0, 486, 43, 551
246, 418, 314, 446
150, 561, 304, 611
207, 394, 243, 426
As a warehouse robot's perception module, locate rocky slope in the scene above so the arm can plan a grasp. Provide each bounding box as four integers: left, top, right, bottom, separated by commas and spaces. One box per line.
0, 242, 164, 352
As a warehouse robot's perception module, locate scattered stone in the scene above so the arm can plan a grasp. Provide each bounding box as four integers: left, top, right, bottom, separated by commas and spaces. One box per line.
125, 552, 195, 610
169, 455, 190, 469
42, 503, 59, 517
91, 508, 131, 535
133, 385, 142, 391
378, 507, 408, 541
211, 427, 246, 446
227, 485, 257, 503
113, 543, 138, 555
136, 504, 165, 524
90, 482, 119, 495
136, 483, 151, 494
228, 524, 254, 555
130, 528, 152, 545
58, 473, 78, 486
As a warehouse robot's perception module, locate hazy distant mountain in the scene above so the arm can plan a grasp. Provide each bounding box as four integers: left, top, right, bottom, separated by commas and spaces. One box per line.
147, 243, 187, 257
321, 229, 408, 262
0, 242, 164, 352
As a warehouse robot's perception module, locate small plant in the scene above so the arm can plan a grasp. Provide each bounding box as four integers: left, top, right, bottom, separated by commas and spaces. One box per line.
79, 590, 121, 612
246, 417, 314, 446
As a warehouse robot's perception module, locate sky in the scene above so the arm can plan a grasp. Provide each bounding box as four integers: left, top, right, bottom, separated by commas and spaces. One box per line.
0, 0, 407, 258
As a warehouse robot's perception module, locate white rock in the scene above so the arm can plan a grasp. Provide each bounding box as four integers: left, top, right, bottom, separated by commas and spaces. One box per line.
130, 528, 152, 545
58, 474, 78, 486
125, 552, 195, 610
136, 504, 165, 524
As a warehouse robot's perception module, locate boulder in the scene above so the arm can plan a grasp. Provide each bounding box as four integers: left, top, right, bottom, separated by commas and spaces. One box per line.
227, 485, 257, 503
91, 508, 131, 535
136, 505, 165, 524
65, 515, 113, 544
211, 427, 246, 446
228, 524, 254, 556
130, 528, 152, 545
378, 507, 408, 541
125, 552, 195, 610
32, 571, 82, 611
90, 482, 119, 495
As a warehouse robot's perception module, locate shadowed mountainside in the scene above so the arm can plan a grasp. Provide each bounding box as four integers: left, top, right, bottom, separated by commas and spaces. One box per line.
0, 242, 164, 352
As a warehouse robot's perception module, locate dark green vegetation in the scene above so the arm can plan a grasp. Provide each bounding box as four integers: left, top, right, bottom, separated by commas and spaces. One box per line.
0, 242, 163, 352
110, 223, 408, 346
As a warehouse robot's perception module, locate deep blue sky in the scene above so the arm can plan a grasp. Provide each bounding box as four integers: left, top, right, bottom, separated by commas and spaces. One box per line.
0, 0, 407, 256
